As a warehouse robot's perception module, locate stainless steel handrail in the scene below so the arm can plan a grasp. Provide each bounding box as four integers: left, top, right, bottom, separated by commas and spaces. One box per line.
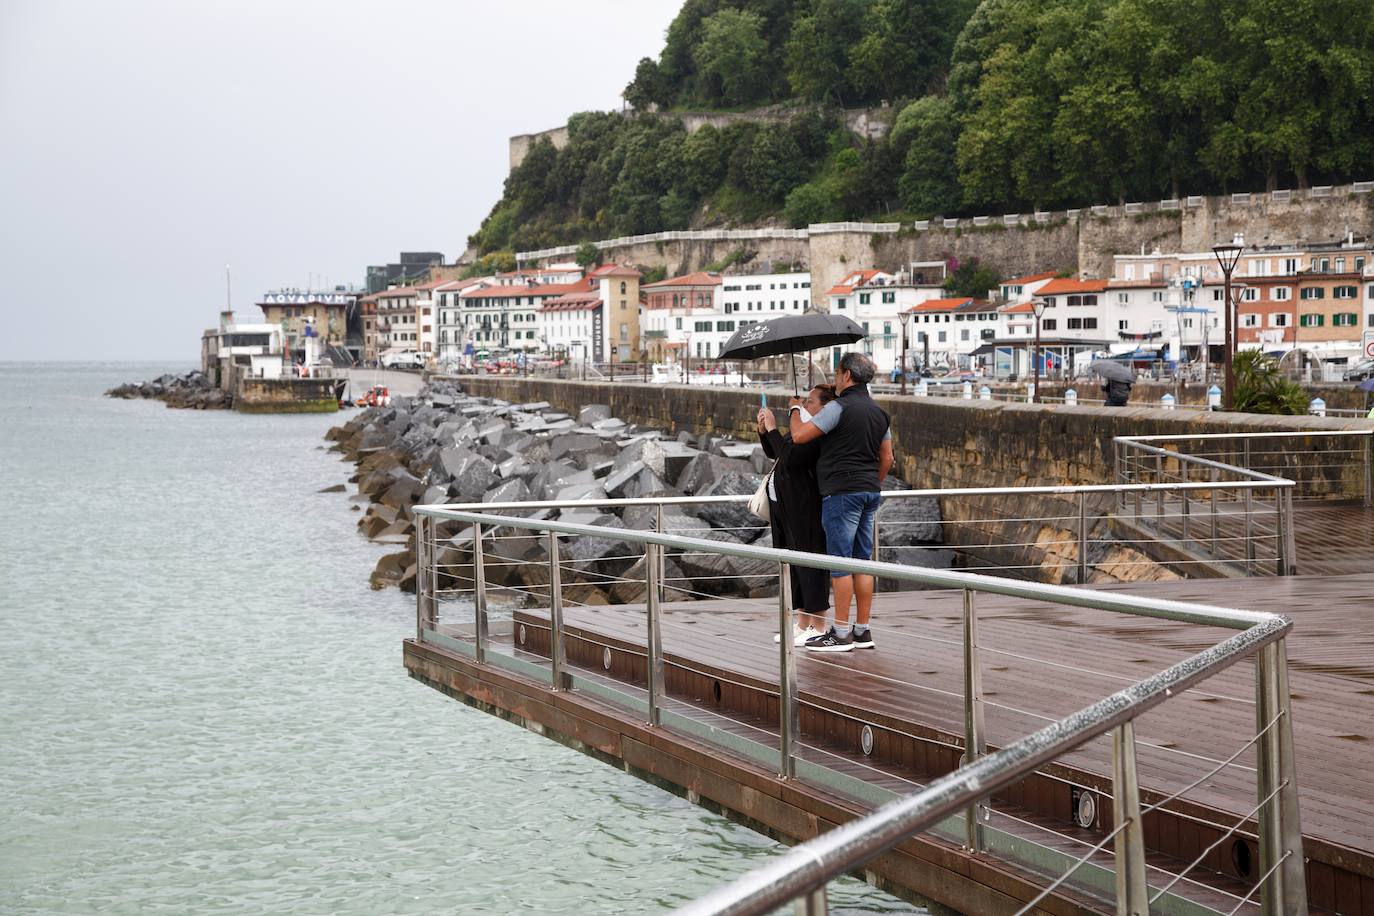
413, 505, 1308, 915
673, 618, 1289, 916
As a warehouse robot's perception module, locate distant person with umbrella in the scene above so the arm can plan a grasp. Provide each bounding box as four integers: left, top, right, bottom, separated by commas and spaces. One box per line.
757, 384, 836, 646
1092, 359, 1134, 407
788, 352, 893, 653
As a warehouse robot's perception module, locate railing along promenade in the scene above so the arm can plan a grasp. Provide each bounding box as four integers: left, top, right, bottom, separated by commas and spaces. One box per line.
406, 429, 1374, 913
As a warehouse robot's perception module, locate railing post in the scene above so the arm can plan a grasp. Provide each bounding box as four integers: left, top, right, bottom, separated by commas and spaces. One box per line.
426, 514, 439, 633
416, 514, 429, 639
1255, 640, 1308, 916
646, 541, 665, 726
1180, 463, 1191, 542
1210, 467, 1220, 557
1077, 491, 1088, 583
655, 503, 667, 598
1364, 433, 1372, 509
1111, 721, 1149, 916
1277, 489, 1297, 575
1155, 453, 1164, 525
871, 512, 881, 596
473, 522, 488, 663
547, 530, 567, 690
778, 562, 798, 779
962, 588, 987, 852
793, 886, 829, 916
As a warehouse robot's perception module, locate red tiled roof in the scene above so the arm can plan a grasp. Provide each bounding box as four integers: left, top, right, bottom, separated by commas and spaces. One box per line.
1003, 271, 1058, 286
907, 297, 973, 313
1001, 302, 1035, 314
588, 264, 642, 279
1035, 278, 1109, 296
825, 269, 887, 298
375, 287, 420, 299
538, 278, 602, 311
460, 280, 585, 300
642, 271, 722, 290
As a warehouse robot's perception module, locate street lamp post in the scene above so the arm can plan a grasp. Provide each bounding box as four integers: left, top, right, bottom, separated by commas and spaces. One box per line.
900, 312, 910, 395
1212, 234, 1245, 409
1031, 297, 1046, 403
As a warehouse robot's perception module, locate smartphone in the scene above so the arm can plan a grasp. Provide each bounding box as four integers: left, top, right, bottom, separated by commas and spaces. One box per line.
759, 392, 767, 408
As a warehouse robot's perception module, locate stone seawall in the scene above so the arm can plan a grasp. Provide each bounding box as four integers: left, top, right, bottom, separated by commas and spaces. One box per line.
450, 375, 1372, 582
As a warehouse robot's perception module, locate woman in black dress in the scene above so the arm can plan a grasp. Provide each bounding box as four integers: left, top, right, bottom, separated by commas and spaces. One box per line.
757, 384, 836, 645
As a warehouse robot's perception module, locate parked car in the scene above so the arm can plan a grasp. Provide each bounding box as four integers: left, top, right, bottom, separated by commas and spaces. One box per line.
381, 350, 422, 369
1343, 358, 1374, 382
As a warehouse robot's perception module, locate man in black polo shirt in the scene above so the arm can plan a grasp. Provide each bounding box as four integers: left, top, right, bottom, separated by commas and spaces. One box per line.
788, 352, 893, 652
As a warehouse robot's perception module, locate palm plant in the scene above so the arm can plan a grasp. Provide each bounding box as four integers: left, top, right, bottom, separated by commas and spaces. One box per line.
1232, 350, 1309, 415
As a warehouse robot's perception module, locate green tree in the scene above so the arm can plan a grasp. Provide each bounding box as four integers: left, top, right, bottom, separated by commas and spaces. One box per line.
895, 97, 962, 214
744, 123, 807, 201
943, 256, 1001, 298
784, 181, 837, 226
693, 9, 770, 106
574, 243, 600, 269
850, 0, 968, 102
624, 57, 669, 110
680, 125, 730, 195
785, 0, 866, 103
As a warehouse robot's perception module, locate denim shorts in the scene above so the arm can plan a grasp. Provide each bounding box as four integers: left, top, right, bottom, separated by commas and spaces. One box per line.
820, 491, 882, 578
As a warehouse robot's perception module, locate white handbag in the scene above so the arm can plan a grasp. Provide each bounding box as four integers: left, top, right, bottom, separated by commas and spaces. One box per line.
747, 467, 774, 520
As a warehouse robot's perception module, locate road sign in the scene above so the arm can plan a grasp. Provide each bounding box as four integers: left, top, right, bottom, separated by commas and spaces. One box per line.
1364, 330, 1374, 359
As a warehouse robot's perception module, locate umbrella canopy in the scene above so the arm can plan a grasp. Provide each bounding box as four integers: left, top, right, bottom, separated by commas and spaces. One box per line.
1090, 359, 1135, 384
1357, 378, 1374, 393
717, 313, 866, 361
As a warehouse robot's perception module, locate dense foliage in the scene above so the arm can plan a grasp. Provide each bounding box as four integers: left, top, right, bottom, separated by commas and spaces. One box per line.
471, 0, 1374, 253
1232, 350, 1310, 415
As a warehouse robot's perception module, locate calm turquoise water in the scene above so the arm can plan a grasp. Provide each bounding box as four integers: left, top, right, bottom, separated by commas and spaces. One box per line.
0, 363, 921, 915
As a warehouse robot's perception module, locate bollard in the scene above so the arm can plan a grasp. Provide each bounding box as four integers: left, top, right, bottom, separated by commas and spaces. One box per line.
1309, 397, 1326, 417
1026, 382, 1035, 402
962, 381, 973, 399
1207, 384, 1222, 410
979, 385, 992, 401
1064, 388, 1077, 407
1161, 393, 1176, 410
915, 379, 928, 397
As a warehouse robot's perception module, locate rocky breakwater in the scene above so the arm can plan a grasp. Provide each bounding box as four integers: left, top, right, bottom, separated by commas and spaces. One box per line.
326, 379, 947, 605
105, 370, 229, 409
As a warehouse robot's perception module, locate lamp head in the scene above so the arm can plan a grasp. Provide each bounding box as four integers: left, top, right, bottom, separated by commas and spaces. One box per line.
1032, 298, 1047, 318
1212, 234, 1244, 274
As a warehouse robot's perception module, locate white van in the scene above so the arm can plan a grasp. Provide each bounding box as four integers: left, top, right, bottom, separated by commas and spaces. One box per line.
381, 350, 422, 369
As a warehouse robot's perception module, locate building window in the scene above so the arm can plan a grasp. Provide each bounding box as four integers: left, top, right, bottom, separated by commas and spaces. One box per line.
881, 291, 895, 304
1243, 314, 1259, 327
937, 331, 946, 342
1273, 287, 1291, 301
694, 321, 711, 332
883, 322, 891, 336
836, 298, 847, 310
674, 318, 682, 330
716, 321, 735, 332
1041, 319, 1057, 330
1299, 314, 1324, 327
1334, 313, 1358, 327
859, 293, 871, 305
1241, 288, 1258, 302
1119, 320, 1128, 330
1117, 293, 1129, 304
1334, 286, 1357, 299
1300, 287, 1324, 300
1152, 290, 1164, 302
961, 329, 970, 341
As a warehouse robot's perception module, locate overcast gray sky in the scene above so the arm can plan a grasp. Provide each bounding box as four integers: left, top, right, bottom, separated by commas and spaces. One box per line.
0, 0, 680, 361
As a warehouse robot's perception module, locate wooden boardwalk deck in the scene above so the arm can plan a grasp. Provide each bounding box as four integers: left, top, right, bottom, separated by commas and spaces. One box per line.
452, 568, 1374, 914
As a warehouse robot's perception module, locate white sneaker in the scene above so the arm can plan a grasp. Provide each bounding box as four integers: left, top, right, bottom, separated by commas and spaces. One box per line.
774, 625, 821, 646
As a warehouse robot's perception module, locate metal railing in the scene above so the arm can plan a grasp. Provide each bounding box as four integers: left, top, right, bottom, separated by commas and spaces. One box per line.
412, 503, 1308, 916
1115, 430, 1372, 575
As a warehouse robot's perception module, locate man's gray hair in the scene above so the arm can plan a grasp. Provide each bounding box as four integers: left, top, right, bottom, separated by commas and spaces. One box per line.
838, 351, 877, 385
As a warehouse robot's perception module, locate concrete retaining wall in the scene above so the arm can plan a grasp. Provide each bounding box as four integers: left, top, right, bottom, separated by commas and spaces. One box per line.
235, 377, 340, 413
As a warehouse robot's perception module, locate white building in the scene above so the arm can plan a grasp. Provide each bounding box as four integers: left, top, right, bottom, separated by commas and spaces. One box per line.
721, 271, 811, 318
434, 277, 493, 363
537, 264, 643, 366
373, 287, 419, 356
824, 263, 949, 372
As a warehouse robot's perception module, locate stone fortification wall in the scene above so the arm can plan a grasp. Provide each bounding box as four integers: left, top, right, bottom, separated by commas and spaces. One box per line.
519, 185, 1372, 304
235, 377, 339, 413
508, 105, 892, 172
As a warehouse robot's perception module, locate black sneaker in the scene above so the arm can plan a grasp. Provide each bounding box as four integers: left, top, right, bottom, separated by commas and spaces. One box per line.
804, 627, 853, 653
852, 628, 875, 650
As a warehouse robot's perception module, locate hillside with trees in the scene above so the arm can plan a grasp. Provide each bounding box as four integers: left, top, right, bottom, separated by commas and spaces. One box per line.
471, 0, 1374, 256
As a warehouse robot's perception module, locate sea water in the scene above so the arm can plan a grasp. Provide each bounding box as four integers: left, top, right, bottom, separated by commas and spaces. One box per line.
0, 363, 922, 915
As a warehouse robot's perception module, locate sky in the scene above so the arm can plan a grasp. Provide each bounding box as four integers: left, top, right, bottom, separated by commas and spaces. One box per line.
0, 0, 681, 361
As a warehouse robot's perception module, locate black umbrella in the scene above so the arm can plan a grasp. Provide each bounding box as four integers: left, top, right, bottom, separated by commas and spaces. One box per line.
717, 313, 867, 394
1090, 359, 1134, 384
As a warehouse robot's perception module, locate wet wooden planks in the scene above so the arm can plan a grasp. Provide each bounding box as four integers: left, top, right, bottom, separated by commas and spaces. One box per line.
535, 570, 1374, 882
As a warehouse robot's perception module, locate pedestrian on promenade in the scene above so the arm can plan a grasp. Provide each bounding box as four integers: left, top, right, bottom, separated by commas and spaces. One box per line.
1103, 376, 1132, 406
788, 352, 893, 652
757, 385, 836, 646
